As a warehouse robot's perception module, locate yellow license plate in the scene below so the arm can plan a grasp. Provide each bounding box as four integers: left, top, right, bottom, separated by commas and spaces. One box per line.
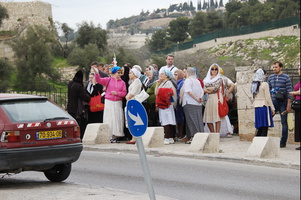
36, 130, 63, 140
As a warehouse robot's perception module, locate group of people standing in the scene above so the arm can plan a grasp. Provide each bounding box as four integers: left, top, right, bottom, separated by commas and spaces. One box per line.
66, 57, 300, 150
251, 61, 300, 150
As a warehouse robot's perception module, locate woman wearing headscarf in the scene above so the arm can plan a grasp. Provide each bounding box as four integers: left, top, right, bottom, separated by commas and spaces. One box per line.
251, 68, 275, 136
93, 66, 127, 143
203, 63, 224, 133
181, 67, 204, 143
174, 69, 186, 140
86, 72, 104, 123
121, 63, 131, 141
145, 65, 159, 126
204, 66, 236, 137
155, 70, 177, 145
67, 70, 91, 139
125, 68, 142, 144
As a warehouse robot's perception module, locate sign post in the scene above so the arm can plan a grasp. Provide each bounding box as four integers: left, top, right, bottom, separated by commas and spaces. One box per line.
126, 100, 156, 200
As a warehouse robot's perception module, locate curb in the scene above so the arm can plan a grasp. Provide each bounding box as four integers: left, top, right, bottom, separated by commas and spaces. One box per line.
83, 146, 300, 170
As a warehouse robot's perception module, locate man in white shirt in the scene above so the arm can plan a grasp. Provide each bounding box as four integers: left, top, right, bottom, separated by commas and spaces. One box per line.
159, 54, 178, 77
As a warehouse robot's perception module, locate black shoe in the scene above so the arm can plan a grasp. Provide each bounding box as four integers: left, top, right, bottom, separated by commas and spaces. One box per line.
280, 143, 286, 148
296, 146, 301, 150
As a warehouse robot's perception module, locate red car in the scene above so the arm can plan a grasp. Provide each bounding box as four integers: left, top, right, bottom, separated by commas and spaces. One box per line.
0, 93, 82, 182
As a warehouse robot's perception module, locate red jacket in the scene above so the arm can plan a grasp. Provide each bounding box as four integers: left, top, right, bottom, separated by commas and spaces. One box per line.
198, 78, 204, 88
156, 88, 174, 109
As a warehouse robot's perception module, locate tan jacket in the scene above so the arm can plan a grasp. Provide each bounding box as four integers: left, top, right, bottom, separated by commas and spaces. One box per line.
253, 82, 275, 110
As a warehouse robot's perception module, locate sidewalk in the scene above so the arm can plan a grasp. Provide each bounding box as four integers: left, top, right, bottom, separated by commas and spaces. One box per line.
84, 135, 300, 170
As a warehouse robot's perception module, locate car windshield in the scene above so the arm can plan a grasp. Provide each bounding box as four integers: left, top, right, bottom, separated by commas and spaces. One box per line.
1, 99, 72, 123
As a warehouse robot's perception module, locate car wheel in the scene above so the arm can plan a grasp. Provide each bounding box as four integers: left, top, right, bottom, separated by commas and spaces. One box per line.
44, 163, 72, 182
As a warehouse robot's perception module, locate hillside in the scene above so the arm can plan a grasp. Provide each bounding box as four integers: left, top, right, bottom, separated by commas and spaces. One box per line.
138, 18, 174, 30
209, 36, 300, 68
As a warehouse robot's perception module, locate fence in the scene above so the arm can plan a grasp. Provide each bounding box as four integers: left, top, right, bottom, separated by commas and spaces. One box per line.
156, 16, 300, 55
266, 68, 299, 87
7, 88, 68, 110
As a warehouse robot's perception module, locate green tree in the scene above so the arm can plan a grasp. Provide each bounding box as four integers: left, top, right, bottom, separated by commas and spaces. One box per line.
61, 23, 74, 58
67, 43, 100, 77
203, 0, 208, 10
197, 1, 202, 10
189, 12, 207, 37
147, 29, 169, 52
9, 25, 59, 90
75, 21, 107, 55
0, 5, 9, 27
219, 0, 224, 7
168, 4, 177, 12
105, 47, 137, 67
0, 59, 12, 92
210, 0, 215, 7
167, 17, 191, 43
207, 11, 223, 32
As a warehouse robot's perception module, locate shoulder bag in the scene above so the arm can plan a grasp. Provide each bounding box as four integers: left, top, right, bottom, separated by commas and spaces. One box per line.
273, 77, 286, 101
134, 86, 149, 103
217, 82, 229, 118
89, 92, 105, 112
291, 99, 300, 111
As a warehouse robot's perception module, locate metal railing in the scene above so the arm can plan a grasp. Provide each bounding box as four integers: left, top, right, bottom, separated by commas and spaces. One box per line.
7, 88, 68, 110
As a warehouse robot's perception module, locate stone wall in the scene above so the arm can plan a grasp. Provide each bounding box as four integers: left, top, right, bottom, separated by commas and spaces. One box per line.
0, 1, 52, 31
235, 66, 297, 144
0, 1, 53, 60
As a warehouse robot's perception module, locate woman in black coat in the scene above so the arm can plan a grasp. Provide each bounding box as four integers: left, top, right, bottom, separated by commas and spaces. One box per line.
67, 70, 90, 139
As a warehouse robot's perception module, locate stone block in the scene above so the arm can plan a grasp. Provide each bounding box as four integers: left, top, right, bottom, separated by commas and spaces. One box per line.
189, 133, 219, 153
142, 127, 164, 148
268, 113, 296, 144
247, 137, 280, 158
82, 123, 111, 145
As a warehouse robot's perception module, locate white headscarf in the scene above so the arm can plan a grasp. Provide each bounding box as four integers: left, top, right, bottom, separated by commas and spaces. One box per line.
186, 67, 197, 79
251, 68, 265, 98
253, 68, 265, 82
203, 63, 222, 84
131, 68, 141, 78
132, 65, 142, 72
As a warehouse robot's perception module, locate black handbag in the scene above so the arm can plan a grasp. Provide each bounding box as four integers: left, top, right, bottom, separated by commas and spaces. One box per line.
273, 78, 286, 102
291, 99, 300, 110
275, 90, 286, 101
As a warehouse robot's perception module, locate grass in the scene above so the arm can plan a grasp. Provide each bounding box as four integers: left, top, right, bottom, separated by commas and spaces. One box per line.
52, 58, 69, 68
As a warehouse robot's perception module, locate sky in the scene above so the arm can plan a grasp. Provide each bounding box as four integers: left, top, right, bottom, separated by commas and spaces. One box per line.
10, 0, 227, 30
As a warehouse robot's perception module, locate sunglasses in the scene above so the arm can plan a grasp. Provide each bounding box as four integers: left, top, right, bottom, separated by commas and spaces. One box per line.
211, 68, 218, 71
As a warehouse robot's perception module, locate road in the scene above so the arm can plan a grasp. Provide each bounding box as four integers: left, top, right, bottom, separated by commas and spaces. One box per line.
1, 151, 300, 200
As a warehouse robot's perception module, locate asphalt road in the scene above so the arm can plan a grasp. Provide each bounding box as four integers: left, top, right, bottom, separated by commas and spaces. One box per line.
1, 150, 300, 200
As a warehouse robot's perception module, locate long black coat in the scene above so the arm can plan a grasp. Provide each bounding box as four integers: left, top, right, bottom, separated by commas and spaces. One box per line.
67, 80, 90, 115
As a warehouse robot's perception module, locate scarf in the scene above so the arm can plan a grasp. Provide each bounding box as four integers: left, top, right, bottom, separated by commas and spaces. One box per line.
251, 68, 265, 98
203, 63, 222, 84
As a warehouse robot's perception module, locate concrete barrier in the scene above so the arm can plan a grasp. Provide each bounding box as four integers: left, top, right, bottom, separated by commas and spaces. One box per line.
247, 137, 280, 158
82, 123, 111, 145
189, 133, 219, 153
142, 127, 164, 148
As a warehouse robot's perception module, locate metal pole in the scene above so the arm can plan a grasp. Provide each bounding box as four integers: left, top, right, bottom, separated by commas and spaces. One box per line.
136, 137, 156, 200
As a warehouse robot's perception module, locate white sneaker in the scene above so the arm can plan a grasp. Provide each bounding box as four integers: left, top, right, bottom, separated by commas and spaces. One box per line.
169, 138, 175, 144
164, 138, 170, 145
